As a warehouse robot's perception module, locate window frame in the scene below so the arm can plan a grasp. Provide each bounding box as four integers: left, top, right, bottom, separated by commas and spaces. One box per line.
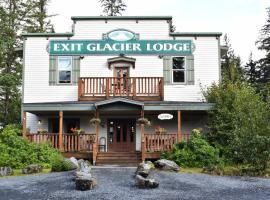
171, 56, 186, 84
57, 56, 73, 85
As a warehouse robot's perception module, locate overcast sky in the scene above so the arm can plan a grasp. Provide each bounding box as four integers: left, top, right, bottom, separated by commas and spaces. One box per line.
49, 0, 269, 63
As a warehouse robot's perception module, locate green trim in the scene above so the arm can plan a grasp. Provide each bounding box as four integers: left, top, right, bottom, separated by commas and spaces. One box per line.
108, 56, 136, 64
95, 98, 144, 108
71, 16, 172, 20
21, 33, 74, 37
22, 101, 214, 112
170, 32, 222, 37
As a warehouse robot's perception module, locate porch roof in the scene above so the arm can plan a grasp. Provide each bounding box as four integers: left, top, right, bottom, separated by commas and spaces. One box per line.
23, 100, 214, 113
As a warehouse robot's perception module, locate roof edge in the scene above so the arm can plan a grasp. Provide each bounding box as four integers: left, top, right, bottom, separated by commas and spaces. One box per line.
71, 16, 172, 20
21, 33, 74, 37
170, 32, 222, 37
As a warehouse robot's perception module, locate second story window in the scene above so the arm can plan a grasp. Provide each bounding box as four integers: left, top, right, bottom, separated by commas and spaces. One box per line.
172, 57, 185, 83
58, 57, 72, 84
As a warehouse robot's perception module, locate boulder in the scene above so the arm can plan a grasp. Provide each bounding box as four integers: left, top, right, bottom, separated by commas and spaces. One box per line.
69, 157, 79, 168
77, 159, 91, 174
64, 159, 78, 171
22, 164, 43, 174
0, 167, 13, 176
135, 162, 151, 178
135, 174, 159, 189
75, 176, 97, 191
154, 159, 180, 172
76, 171, 92, 180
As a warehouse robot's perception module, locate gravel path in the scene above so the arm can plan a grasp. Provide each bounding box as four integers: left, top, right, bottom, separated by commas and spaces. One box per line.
0, 167, 270, 200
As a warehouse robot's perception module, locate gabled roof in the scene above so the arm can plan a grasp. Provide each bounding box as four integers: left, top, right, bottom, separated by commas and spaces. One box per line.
107, 56, 136, 69
21, 32, 74, 37
94, 98, 144, 108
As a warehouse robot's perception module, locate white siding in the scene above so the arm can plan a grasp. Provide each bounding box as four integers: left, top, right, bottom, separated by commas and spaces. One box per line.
73, 20, 170, 40
165, 37, 220, 101
23, 19, 220, 104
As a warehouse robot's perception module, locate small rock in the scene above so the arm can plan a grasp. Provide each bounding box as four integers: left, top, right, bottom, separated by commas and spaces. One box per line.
135, 174, 159, 189
75, 177, 97, 191
136, 162, 151, 178
78, 159, 91, 174
69, 157, 79, 168
0, 167, 13, 176
22, 164, 43, 174
154, 159, 180, 172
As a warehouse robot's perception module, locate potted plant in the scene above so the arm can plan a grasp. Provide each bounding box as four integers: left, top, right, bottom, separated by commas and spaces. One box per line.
89, 117, 101, 127
155, 125, 166, 134
137, 117, 151, 126
37, 128, 48, 134
70, 127, 84, 134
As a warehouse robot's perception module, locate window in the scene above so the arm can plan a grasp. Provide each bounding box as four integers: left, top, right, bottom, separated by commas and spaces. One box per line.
58, 57, 72, 83
172, 57, 185, 83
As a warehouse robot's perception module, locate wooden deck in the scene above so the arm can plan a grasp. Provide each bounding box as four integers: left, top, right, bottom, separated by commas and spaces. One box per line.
78, 77, 164, 101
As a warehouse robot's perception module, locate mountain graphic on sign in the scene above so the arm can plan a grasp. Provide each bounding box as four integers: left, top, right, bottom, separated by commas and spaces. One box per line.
108, 30, 135, 41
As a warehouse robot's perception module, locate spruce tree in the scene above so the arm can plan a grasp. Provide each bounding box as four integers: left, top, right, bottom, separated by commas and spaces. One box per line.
221, 34, 243, 83
99, 0, 126, 16
244, 53, 260, 86
256, 7, 270, 95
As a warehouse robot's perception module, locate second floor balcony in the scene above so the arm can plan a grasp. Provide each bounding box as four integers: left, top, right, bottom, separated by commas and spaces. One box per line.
78, 77, 164, 101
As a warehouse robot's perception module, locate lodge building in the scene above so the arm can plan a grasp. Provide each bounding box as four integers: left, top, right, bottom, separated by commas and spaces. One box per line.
22, 16, 223, 165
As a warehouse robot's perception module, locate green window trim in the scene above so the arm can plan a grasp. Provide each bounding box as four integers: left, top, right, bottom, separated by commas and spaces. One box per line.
49, 56, 80, 86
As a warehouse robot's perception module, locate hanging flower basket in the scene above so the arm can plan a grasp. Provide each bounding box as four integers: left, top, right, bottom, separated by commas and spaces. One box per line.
89, 118, 101, 126
137, 118, 151, 126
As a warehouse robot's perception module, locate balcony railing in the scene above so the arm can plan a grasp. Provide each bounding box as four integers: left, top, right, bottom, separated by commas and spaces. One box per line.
78, 77, 164, 101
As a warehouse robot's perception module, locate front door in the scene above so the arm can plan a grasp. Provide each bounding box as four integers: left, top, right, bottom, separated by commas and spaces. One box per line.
107, 119, 136, 152
114, 67, 129, 96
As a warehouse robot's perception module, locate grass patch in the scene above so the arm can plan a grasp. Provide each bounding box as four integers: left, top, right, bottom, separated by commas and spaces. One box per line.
180, 168, 203, 174
0, 168, 51, 179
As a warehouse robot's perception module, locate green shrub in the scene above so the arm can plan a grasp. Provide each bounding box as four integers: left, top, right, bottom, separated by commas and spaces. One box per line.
162, 129, 222, 168
50, 154, 76, 172
204, 82, 270, 174
0, 125, 62, 169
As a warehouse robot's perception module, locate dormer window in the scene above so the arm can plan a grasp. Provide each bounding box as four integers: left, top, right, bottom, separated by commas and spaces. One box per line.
172, 57, 185, 83
58, 57, 72, 84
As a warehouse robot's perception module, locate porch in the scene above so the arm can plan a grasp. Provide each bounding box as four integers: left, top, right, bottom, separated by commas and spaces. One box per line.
22, 99, 213, 164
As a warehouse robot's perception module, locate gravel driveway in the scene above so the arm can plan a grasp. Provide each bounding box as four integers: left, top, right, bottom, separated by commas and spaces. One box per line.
0, 167, 270, 200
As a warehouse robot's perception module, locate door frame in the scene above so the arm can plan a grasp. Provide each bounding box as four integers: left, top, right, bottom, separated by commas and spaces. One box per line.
107, 118, 136, 152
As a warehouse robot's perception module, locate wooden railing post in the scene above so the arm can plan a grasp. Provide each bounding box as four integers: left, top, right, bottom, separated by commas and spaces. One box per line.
141, 110, 145, 162
106, 78, 109, 99
160, 77, 164, 100
22, 111, 27, 138
78, 78, 82, 99
93, 110, 99, 165
59, 111, 64, 152
133, 78, 136, 98
177, 110, 182, 143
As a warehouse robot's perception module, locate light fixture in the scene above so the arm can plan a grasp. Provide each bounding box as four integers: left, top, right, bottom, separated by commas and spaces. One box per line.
38, 120, 42, 125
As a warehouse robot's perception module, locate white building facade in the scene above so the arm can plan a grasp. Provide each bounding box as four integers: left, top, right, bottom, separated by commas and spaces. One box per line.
22, 16, 221, 164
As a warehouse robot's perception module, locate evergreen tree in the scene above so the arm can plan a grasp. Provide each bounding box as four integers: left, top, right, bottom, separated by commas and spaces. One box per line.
0, 0, 54, 126
23, 0, 55, 33
221, 34, 243, 83
99, 0, 126, 16
244, 52, 260, 86
256, 7, 270, 95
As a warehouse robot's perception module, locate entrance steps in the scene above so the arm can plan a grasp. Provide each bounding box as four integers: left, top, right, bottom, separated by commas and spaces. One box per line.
96, 152, 142, 166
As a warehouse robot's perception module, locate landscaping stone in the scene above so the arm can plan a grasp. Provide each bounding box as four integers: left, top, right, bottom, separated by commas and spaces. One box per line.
135, 174, 159, 189
0, 167, 13, 176
77, 159, 91, 174
69, 157, 79, 168
22, 164, 43, 174
76, 171, 92, 180
154, 159, 181, 172
75, 176, 97, 191
64, 159, 78, 171
135, 162, 151, 178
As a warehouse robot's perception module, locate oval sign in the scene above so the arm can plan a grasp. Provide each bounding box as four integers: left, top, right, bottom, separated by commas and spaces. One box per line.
158, 113, 173, 120
108, 30, 135, 41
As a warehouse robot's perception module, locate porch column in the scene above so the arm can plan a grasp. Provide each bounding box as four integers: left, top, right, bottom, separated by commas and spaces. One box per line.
22, 111, 27, 138
141, 110, 145, 162
59, 111, 64, 152
93, 110, 99, 165
177, 110, 182, 143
